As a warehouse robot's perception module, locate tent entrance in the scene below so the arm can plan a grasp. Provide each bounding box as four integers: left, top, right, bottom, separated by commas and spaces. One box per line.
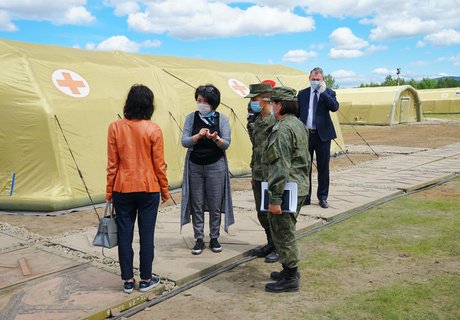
399, 97, 411, 123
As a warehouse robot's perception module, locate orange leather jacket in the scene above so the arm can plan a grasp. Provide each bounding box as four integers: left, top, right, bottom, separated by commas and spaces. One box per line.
105, 119, 170, 201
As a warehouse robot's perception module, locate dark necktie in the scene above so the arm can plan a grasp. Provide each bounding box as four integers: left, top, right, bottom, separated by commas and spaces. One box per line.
312, 90, 318, 129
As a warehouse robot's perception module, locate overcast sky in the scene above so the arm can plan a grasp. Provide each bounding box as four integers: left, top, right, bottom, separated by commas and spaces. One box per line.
1, 0, 459, 87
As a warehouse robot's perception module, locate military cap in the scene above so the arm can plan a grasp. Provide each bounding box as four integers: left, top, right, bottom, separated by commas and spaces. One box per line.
268, 86, 298, 101
244, 83, 272, 98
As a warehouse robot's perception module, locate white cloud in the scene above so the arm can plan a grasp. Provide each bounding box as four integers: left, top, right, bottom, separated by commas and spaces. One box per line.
416, 40, 425, 48
95, 35, 141, 52
117, 1, 315, 39
329, 27, 368, 49
104, 0, 140, 16
0, 10, 17, 31
330, 69, 359, 85
369, 16, 438, 41
329, 48, 363, 59
331, 69, 357, 78
58, 6, 95, 24
0, 0, 95, 26
449, 54, 460, 66
328, 27, 384, 59
373, 67, 392, 75
423, 29, 460, 46
85, 35, 162, 53
282, 49, 317, 63
301, 0, 460, 43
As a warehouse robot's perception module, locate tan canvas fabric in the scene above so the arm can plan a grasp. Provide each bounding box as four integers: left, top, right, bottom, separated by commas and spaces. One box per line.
418, 88, 460, 114
336, 85, 422, 126
0, 39, 345, 211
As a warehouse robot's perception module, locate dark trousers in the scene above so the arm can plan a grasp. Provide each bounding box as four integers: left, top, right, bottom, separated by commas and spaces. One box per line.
308, 132, 331, 201
113, 192, 160, 281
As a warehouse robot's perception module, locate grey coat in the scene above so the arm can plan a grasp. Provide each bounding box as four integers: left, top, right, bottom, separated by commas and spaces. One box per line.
180, 111, 234, 232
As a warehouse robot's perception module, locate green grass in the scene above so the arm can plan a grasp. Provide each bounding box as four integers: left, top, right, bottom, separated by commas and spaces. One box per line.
289, 178, 460, 320
318, 274, 460, 320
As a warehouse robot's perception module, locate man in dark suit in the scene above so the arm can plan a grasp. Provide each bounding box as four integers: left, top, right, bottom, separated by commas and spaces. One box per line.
297, 67, 339, 208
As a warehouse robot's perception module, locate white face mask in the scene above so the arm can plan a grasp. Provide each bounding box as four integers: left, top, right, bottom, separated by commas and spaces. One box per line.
197, 103, 212, 115
310, 80, 321, 91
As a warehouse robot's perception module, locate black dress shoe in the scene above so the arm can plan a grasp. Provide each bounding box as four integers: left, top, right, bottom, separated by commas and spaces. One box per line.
319, 200, 329, 208
303, 198, 311, 206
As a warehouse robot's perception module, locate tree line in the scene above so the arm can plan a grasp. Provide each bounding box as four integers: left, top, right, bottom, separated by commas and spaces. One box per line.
358, 75, 460, 89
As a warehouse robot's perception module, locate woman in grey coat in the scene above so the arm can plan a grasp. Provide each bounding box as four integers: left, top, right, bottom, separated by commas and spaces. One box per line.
180, 84, 234, 255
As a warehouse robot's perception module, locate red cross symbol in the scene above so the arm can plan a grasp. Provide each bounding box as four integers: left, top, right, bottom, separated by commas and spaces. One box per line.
56, 72, 86, 95
230, 80, 248, 96
52, 69, 90, 98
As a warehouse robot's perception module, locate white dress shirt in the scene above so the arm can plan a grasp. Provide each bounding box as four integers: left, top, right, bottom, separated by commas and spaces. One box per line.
307, 89, 320, 129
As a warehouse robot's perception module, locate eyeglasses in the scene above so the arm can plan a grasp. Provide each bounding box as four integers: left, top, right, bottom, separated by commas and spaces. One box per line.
198, 85, 214, 93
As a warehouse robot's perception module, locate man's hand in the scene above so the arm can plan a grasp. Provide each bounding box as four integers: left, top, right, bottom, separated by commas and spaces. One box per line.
269, 204, 282, 215
319, 80, 327, 93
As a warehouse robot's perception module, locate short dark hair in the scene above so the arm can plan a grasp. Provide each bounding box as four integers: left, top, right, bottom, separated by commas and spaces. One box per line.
273, 100, 298, 116
310, 67, 324, 76
123, 84, 154, 120
195, 84, 221, 110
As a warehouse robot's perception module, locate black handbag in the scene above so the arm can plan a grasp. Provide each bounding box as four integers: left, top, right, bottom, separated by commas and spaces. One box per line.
92, 200, 118, 248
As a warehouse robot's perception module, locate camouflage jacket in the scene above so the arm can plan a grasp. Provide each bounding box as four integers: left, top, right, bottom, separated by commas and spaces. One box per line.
249, 113, 276, 181
267, 114, 310, 204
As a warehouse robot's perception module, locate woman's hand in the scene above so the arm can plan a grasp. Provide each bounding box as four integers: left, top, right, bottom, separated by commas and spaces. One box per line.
199, 128, 209, 138
193, 128, 209, 143
161, 193, 171, 204
268, 204, 282, 215
206, 130, 218, 140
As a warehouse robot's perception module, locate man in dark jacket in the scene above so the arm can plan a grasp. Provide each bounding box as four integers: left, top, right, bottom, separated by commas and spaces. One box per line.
297, 67, 339, 208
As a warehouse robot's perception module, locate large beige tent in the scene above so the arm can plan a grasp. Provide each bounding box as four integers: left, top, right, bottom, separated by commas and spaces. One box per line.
336, 86, 423, 125
418, 88, 460, 114
0, 39, 345, 211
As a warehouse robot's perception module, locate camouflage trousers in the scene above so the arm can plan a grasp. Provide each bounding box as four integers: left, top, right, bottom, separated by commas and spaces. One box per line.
251, 179, 270, 232
268, 196, 306, 268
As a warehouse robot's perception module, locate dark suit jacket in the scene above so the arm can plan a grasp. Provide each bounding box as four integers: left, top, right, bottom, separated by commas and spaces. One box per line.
297, 87, 339, 142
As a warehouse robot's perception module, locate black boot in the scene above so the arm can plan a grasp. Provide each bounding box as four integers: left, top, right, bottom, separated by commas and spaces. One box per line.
265, 267, 299, 293
270, 267, 300, 281
264, 250, 279, 263
253, 229, 274, 257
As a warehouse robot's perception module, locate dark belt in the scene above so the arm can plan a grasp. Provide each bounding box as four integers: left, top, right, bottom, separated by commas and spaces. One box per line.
308, 129, 317, 134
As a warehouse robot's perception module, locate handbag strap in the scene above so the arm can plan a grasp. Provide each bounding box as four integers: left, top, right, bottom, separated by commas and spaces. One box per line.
104, 200, 115, 218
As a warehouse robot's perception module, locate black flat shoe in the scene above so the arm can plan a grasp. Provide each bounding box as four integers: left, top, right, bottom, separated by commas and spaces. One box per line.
319, 200, 329, 208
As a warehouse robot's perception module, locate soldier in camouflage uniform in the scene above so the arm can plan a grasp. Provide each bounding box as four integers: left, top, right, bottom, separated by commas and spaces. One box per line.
245, 83, 279, 263
265, 87, 310, 293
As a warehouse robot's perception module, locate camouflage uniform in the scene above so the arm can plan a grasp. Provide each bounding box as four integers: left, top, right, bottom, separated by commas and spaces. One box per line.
250, 113, 276, 230
245, 83, 276, 254
266, 89, 310, 270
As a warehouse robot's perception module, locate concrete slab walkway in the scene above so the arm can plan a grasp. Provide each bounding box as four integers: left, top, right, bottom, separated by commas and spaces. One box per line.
0, 142, 459, 320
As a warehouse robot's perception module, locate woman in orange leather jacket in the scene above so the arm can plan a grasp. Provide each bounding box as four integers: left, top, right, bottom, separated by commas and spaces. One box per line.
105, 84, 170, 294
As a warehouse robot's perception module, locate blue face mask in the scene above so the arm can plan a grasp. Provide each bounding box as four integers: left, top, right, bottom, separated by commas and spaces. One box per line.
250, 101, 262, 113
310, 80, 321, 91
